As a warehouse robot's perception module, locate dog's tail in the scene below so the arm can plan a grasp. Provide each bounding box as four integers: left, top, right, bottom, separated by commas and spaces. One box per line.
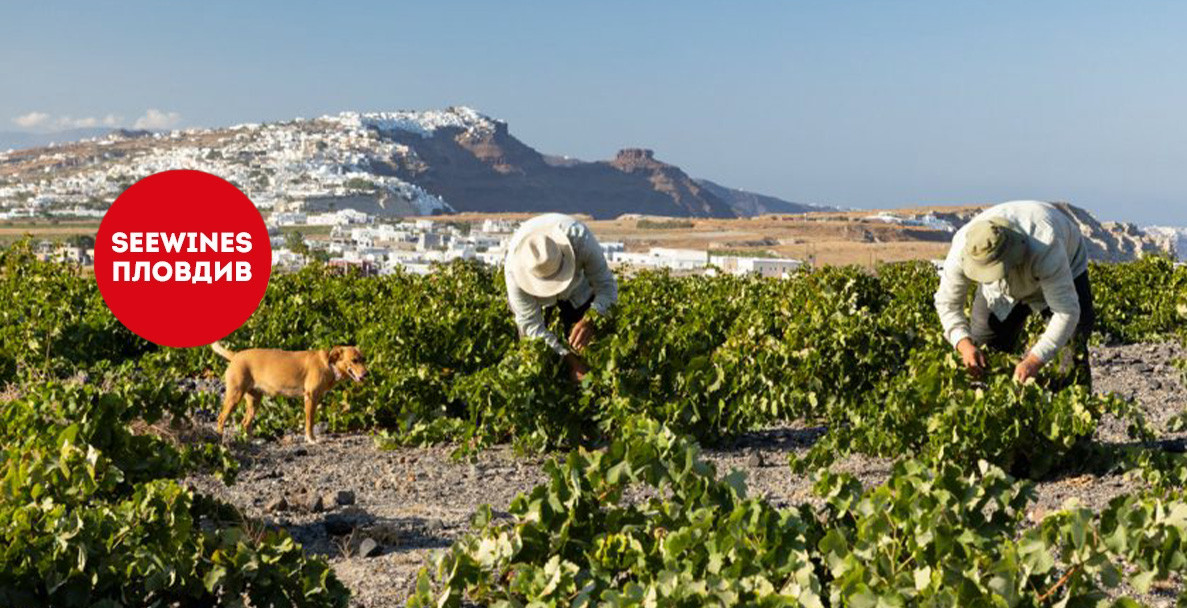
210, 342, 236, 361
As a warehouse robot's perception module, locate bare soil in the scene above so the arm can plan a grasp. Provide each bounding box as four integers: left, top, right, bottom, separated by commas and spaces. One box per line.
185, 341, 1187, 607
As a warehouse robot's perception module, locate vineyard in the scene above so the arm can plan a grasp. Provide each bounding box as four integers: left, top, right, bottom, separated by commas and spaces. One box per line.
3, 238, 1187, 606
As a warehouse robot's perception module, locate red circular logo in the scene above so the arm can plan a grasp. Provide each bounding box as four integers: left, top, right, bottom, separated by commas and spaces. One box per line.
94, 170, 272, 348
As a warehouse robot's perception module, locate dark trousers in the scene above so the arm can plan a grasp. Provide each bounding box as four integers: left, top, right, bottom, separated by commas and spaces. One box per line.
546, 296, 594, 337
981, 272, 1095, 390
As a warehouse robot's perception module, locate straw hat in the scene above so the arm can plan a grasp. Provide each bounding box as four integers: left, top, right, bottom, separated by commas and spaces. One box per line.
507, 223, 576, 297
961, 217, 1026, 283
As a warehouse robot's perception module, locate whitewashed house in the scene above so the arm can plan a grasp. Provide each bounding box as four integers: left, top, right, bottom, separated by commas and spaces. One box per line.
480, 218, 516, 233
307, 209, 369, 226
271, 211, 307, 226
710, 255, 803, 278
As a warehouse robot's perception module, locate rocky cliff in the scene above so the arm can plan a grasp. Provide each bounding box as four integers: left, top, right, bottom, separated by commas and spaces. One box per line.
380, 115, 737, 219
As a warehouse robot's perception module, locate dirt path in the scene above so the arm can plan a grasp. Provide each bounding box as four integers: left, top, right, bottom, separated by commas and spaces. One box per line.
185, 342, 1186, 607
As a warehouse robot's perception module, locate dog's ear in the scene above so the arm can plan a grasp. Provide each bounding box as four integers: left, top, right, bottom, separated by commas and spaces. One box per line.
328, 346, 343, 363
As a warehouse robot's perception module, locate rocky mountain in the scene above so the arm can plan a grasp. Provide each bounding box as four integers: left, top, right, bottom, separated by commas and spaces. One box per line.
0, 107, 790, 220
1136, 226, 1187, 261
370, 108, 736, 218
695, 179, 824, 215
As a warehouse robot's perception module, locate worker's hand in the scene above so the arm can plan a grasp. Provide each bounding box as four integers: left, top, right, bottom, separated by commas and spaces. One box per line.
1013, 353, 1044, 385
563, 353, 590, 383
568, 318, 595, 352
956, 338, 987, 379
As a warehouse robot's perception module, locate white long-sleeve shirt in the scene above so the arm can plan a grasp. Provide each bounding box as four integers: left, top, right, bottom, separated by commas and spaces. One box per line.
505, 214, 618, 355
934, 201, 1088, 363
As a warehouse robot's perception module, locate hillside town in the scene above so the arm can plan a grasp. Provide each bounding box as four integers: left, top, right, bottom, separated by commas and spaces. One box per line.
294, 214, 804, 277
27, 209, 808, 278
0, 108, 480, 224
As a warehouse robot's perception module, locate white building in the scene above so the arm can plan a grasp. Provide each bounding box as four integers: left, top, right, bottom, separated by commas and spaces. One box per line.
710, 255, 803, 278
480, 218, 516, 233
272, 249, 306, 271
600, 241, 626, 255
0, 208, 37, 220
307, 209, 370, 226
271, 211, 307, 226
48, 206, 106, 218
612, 247, 709, 271
51, 245, 92, 265
476, 251, 506, 266
342, 247, 388, 264
351, 223, 409, 243
464, 234, 504, 250
252, 195, 279, 210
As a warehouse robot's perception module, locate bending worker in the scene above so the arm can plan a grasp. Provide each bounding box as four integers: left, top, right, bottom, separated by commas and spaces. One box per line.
505, 213, 618, 382
934, 200, 1095, 387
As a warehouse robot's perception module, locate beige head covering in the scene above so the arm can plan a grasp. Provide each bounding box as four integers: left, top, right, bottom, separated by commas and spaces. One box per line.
961, 217, 1027, 283
507, 223, 577, 298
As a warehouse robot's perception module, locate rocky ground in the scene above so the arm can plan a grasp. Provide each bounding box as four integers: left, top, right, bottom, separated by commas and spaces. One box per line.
185, 342, 1187, 607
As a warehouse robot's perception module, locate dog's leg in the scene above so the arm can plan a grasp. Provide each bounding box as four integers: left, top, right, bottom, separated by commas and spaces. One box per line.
303, 391, 319, 444
217, 387, 244, 443
242, 391, 261, 438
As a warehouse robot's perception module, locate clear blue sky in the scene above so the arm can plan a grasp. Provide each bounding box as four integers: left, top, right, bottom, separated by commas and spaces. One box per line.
3, 1, 1185, 225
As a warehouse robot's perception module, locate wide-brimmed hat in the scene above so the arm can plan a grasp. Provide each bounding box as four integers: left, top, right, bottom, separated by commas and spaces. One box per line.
507, 223, 576, 298
961, 217, 1026, 283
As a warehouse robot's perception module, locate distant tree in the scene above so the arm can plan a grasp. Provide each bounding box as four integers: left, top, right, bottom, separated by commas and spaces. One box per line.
343, 178, 378, 192
285, 231, 310, 257
66, 235, 95, 249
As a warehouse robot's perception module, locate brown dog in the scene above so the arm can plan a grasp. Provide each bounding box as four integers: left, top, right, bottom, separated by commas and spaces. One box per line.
211, 342, 367, 443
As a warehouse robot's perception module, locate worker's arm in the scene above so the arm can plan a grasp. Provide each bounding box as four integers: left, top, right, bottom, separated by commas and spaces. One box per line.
934, 238, 975, 348
934, 236, 989, 377
572, 224, 618, 317
1029, 241, 1081, 364
505, 271, 569, 356
565, 224, 617, 353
